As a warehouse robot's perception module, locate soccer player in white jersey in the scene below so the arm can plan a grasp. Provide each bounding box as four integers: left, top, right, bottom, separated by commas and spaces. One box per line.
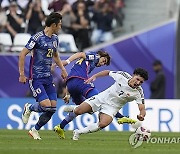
63, 68, 148, 140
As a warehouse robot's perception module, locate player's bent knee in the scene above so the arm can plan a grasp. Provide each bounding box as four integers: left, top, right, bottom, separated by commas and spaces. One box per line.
99, 122, 108, 129
74, 107, 83, 115
74, 108, 80, 115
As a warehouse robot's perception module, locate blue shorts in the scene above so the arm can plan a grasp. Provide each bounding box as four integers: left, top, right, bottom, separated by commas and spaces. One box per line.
29, 76, 57, 102
67, 78, 99, 105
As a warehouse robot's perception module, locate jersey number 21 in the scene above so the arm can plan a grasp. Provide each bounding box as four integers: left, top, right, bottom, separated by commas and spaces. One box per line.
47, 49, 53, 57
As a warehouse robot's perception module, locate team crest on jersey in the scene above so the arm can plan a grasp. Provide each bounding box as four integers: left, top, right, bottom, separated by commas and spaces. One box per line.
53, 41, 57, 48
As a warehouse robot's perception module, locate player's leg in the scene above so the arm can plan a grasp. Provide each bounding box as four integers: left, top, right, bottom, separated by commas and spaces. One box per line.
64, 95, 100, 115
62, 93, 84, 124
29, 78, 57, 140
29, 98, 52, 140
54, 79, 85, 138
73, 113, 113, 140
34, 96, 57, 130
54, 94, 88, 138
54, 93, 84, 139
71, 96, 103, 140
73, 102, 118, 140
62, 79, 96, 118
22, 79, 49, 124
36, 81, 58, 129
86, 86, 136, 124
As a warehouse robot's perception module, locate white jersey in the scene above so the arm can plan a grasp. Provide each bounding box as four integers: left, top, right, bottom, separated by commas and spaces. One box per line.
97, 71, 144, 109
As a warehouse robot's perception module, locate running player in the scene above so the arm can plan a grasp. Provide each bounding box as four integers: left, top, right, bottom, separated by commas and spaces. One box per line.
19, 12, 68, 140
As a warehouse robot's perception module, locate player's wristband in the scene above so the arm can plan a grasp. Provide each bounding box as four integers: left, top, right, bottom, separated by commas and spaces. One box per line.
66, 59, 71, 64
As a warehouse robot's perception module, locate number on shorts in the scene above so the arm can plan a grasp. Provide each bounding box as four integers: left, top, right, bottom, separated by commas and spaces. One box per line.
36, 88, 41, 94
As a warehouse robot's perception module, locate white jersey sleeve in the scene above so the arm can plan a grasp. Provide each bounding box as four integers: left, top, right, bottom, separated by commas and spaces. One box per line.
109, 71, 131, 81
109, 71, 120, 81
135, 86, 145, 105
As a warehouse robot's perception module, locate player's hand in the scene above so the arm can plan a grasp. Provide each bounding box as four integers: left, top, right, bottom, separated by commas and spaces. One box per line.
137, 114, 144, 121
63, 94, 70, 104
51, 63, 57, 72
61, 69, 68, 80
19, 75, 27, 84
85, 76, 96, 84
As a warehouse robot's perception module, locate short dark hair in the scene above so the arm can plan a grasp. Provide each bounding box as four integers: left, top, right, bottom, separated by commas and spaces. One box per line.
45, 12, 62, 27
97, 50, 111, 65
133, 68, 148, 81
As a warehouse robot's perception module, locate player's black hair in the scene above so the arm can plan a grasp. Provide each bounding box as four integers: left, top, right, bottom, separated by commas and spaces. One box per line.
97, 50, 111, 66
45, 12, 62, 27
133, 68, 148, 81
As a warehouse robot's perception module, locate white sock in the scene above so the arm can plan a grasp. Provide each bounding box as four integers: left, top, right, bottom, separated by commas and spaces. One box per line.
72, 105, 78, 112
64, 105, 78, 112
78, 123, 100, 134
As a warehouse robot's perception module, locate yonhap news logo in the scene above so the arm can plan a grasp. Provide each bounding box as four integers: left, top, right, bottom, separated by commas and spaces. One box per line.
129, 133, 180, 148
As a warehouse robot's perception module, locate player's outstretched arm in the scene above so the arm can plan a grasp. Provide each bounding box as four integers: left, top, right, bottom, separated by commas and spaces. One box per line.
18, 48, 29, 83
137, 104, 146, 121
85, 70, 110, 83
62, 52, 85, 66
53, 52, 68, 80
62, 86, 71, 104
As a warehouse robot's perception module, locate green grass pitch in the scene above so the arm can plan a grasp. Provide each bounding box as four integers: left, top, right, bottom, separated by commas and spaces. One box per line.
0, 130, 180, 154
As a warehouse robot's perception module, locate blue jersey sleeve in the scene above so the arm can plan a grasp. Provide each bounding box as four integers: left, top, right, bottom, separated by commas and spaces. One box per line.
25, 36, 37, 51
54, 36, 59, 52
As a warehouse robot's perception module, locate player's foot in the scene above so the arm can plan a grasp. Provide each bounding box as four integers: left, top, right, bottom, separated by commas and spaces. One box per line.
117, 117, 137, 124
28, 127, 41, 140
72, 129, 80, 141
63, 105, 76, 112
22, 103, 32, 124
54, 125, 65, 139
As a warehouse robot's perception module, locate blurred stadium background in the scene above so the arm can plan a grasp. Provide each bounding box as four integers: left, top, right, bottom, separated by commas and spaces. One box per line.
0, 0, 180, 153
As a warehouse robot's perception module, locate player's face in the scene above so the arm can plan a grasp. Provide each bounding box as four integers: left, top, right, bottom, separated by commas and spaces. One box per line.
129, 75, 145, 88
54, 20, 62, 34
96, 57, 108, 67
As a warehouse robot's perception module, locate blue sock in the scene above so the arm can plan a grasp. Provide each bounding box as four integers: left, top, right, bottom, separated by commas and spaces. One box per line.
60, 120, 69, 129
29, 103, 44, 113
115, 112, 124, 118
60, 112, 77, 129
35, 111, 54, 130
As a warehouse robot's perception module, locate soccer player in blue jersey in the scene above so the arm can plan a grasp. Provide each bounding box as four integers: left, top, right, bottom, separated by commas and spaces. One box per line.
54, 51, 137, 139
19, 12, 68, 140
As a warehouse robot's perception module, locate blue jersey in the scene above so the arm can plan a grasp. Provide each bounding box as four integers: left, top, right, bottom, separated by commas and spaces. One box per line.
25, 31, 59, 79
67, 51, 100, 80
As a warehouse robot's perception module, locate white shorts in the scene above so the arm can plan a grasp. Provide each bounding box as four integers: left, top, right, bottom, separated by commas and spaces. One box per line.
85, 96, 119, 118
